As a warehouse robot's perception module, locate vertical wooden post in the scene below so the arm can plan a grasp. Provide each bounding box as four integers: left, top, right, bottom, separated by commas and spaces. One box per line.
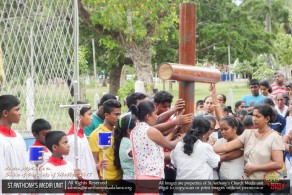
179, 3, 196, 131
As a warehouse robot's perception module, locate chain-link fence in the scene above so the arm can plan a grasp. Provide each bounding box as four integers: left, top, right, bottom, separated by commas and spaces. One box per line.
0, 0, 75, 133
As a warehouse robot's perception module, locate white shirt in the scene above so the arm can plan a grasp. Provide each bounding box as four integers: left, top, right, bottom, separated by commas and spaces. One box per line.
215, 138, 244, 180
0, 131, 31, 180
170, 140, 220, 180
65, 133, 99, 179
275, 105, 288, 117
0, 131, 33, 195
39, 157, 76, 195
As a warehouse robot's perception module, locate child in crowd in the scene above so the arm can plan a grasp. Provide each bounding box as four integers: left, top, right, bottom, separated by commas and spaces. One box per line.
114, 114, 136, 180
223, 106, 233, 117
0, 95, 30, 183
204, 115, 219, 145
40, 131, 85, 195
171, 117, 220, 195
84, 94, 117, 136
195, 100, 205, 116
89, 99, 122, 180
31, 118, 52, 164
215, 116, 244, 180
242, 115, 255, 129
125, 92, 148, 111
234, 100, 247, 114
40, 131, 80, 179
65, 101, 98, 180
113, 114, 137, 194
171, 117, 220, 180
236, 109, 248, 125
130, 100, 183, 194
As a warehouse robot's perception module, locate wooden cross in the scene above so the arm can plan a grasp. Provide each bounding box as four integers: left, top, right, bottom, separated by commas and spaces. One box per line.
158, 3, 221, 132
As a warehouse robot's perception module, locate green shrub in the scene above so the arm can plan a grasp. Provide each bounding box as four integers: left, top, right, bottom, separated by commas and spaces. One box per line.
118, 79, 135, 111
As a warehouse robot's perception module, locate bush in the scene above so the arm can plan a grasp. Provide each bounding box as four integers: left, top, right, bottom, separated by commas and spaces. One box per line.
118, 79, 135, 110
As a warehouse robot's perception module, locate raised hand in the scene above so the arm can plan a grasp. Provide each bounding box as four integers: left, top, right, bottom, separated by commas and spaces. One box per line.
174, 99, 185, 111
209, 83, 216, 95
175, 109, 193, 125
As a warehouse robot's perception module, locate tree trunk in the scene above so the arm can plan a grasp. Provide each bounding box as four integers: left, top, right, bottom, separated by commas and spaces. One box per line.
124, 42, 154, 96
120, 65, 127, 88
108, 63, 123, 95
101, 79, 107, 87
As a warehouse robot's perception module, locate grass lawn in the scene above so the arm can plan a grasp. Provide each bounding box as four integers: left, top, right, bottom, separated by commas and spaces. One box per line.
85, 80, 251, 110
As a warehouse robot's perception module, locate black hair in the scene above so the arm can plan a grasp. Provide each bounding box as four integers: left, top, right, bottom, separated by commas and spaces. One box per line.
220, 116, 243, 135
277, 93, 290, 107
203, 115, 216, 126
217, 94, 227, 104
253, 104, 273, 122
243, 115, 254, 129
237, 109, 248, 119
259, 80, 272, 93
153, 91, 173, 104
31, 119, 52, 134
113, 114, 137, 169
98, 94, 117, 107
284, 94, 289, 106
126, 92, 147, 108
285, 99, 292, 118
263, 98, 275, 107
183, 117, 210, 155
203, 95, 211, 102
196, 100, 204, 108
68, 101, 91, 123
130, 100, 155, 121
234, 100, 245, 111
0, 95, 20, 118
45, 131, 66, 152
103, 99, 121, 114
223, 106, 233, 115
249, 79, 260, 86
285, 82, 292, 88
274, 72, 284, 77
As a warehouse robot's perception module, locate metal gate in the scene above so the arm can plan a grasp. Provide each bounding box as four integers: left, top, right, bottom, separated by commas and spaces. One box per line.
0, 0, 75, 132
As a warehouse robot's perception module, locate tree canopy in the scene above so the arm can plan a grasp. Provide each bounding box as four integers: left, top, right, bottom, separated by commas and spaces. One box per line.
79, 0, 291, 93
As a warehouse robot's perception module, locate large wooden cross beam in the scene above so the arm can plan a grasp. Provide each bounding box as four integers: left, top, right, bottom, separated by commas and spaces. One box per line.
158, 3, 221, 132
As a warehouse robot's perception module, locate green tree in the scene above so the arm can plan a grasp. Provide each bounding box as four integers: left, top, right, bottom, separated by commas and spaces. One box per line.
274, 33, 292, 66
79, 25, 131, 94
79, 0, 182, 95
233, 56, 274, 80
240, 0, 290, 34
195, 0, 274, 64
79, 0, 291, 93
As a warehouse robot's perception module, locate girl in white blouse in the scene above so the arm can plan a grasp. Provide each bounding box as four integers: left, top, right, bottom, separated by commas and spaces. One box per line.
171, 117, 220, 195
215, 116, 244, 180
130, 100, 183, 195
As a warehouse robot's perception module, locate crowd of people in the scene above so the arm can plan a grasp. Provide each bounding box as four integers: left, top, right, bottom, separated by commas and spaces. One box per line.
0, 71, 292, 195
